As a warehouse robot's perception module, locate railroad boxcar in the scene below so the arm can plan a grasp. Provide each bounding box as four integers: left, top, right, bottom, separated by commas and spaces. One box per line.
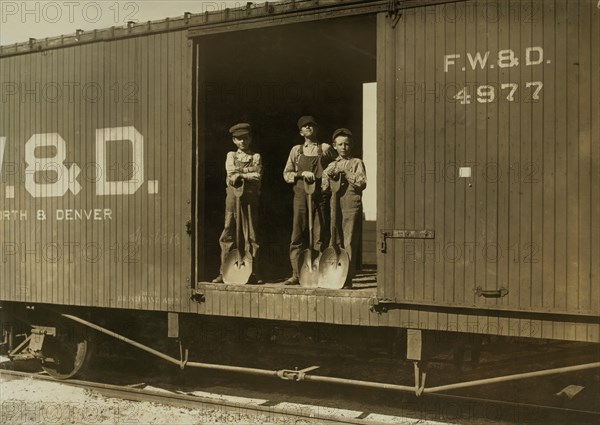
1, 0, 598, 389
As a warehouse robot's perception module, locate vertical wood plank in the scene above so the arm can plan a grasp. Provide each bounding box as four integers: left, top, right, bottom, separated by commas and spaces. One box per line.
553, 0, 568, 312
412, 7, 425, 303
403, 8, 415, 303
423, 5, 436, 303
307, 295, 317, 322
342, 298, 352, 325
507, 0, 522, 311
250, 292, 259, 318
393, 12, 406, 302
565, 0, 580, 314
529, 0, 544, 310
590, 0, 600, 318
316, 296, 325, 323
542, 0, 557, 312
462, 0, 477, 308
282, 294, 291, 321
377, 13, 396, 300
325, 296, 334, 324
433, 3, 446, 305
577, 0, 592, 315
444, 2, 457, 307
518, 0, 534, 312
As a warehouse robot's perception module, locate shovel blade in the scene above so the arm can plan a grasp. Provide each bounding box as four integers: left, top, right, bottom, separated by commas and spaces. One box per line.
318, 247, 350, 289
299, 250, 320, 288
223, 250, 252, 285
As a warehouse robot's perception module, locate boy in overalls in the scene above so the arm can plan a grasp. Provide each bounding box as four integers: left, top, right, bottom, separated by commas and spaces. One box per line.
282, 116, 336, 285
322, 128, 367, 288
213, 123, 262, 284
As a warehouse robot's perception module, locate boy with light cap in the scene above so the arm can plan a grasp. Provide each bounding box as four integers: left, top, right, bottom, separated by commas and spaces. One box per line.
213, 123, 262, 284
282, 116, 336, 285
322, 128, 367, 288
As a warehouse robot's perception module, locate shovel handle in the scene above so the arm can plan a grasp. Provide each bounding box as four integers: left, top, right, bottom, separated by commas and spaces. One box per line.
307, 191, 313, 248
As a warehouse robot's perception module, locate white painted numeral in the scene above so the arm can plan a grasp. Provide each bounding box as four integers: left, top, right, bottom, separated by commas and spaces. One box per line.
526, 81, 543, 100
501, 83, 518, 101
454, 88, 471, 104
477, 85, 495, 103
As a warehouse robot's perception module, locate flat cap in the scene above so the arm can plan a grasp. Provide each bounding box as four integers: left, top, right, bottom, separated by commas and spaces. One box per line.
229, 123, 252, 137
297, 115, 318, 129
332, 128, 353, 141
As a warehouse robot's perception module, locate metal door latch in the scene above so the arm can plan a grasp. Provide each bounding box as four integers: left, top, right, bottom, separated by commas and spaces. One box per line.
379, 230, 435, 253
475, 287, 509, 298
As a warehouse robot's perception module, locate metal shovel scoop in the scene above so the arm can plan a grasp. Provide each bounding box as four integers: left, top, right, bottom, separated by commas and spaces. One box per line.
318, 175, 350, 289
223, 180, 252, 284
299, 179, 320, 287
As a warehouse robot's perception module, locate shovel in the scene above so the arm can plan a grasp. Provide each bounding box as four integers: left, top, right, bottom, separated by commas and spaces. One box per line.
223, 180, 253, 284
318, 174, 350, 289
299, 179, 320, 287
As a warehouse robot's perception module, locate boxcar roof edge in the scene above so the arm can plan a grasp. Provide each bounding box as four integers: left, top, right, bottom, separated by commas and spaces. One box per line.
0, 0, 465, 58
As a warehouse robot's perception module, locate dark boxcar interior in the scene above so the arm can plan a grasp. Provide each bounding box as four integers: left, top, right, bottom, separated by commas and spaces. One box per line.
194, 15, 376, 282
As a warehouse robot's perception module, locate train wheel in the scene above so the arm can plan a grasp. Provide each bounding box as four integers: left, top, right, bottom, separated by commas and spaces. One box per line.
40, 327, 92, 379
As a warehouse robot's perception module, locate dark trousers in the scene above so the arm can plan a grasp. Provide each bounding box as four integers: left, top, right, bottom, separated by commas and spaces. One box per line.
219, 186, 260, 274
331, 188, 362, 283
289, 185, 330, 277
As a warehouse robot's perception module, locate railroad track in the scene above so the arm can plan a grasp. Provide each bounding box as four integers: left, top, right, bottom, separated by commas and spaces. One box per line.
0, 369, 421, 425
1, 367, 598, 425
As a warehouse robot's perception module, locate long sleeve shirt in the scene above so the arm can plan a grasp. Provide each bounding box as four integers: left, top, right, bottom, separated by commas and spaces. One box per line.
225, 149, 262, 188
282, 142, 336, 183
322, 156, 367, 192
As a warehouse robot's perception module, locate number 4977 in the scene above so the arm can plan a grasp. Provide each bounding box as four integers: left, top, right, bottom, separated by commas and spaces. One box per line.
454, 82, 543, 104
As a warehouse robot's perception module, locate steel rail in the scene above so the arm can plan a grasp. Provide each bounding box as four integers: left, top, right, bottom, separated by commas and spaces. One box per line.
2, 366, 599, 424
0, 369, 399, 425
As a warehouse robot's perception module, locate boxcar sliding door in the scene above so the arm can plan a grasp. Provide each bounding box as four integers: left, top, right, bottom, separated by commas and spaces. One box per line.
377, 0, 599, 318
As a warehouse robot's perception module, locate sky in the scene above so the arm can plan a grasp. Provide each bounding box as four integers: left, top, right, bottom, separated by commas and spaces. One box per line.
0, 1, 243, 44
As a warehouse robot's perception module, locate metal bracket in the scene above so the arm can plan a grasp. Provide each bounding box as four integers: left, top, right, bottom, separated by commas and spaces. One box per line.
380, 229, 435, 253
277, 365, 320, 381
31, 326, 56, 337
179, 341, 189, 369
368, 297, 397, 313
386, 0, 402, 28
413, 361, 427, 396
475, 287, 508, 298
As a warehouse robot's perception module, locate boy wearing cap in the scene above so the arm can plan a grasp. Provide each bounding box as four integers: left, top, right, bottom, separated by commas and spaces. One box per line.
322, 128, 367, 288
282, 116, 336, 285
213, 123, 262, 284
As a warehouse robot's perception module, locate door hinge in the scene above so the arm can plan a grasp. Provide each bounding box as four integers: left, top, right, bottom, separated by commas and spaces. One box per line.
380, 229, 435, 253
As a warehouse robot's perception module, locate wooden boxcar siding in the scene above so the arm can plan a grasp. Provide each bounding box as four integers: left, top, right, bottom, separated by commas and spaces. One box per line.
193, 285, 599, 342
378, 0, 599, 317
0, 32, 193, 312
